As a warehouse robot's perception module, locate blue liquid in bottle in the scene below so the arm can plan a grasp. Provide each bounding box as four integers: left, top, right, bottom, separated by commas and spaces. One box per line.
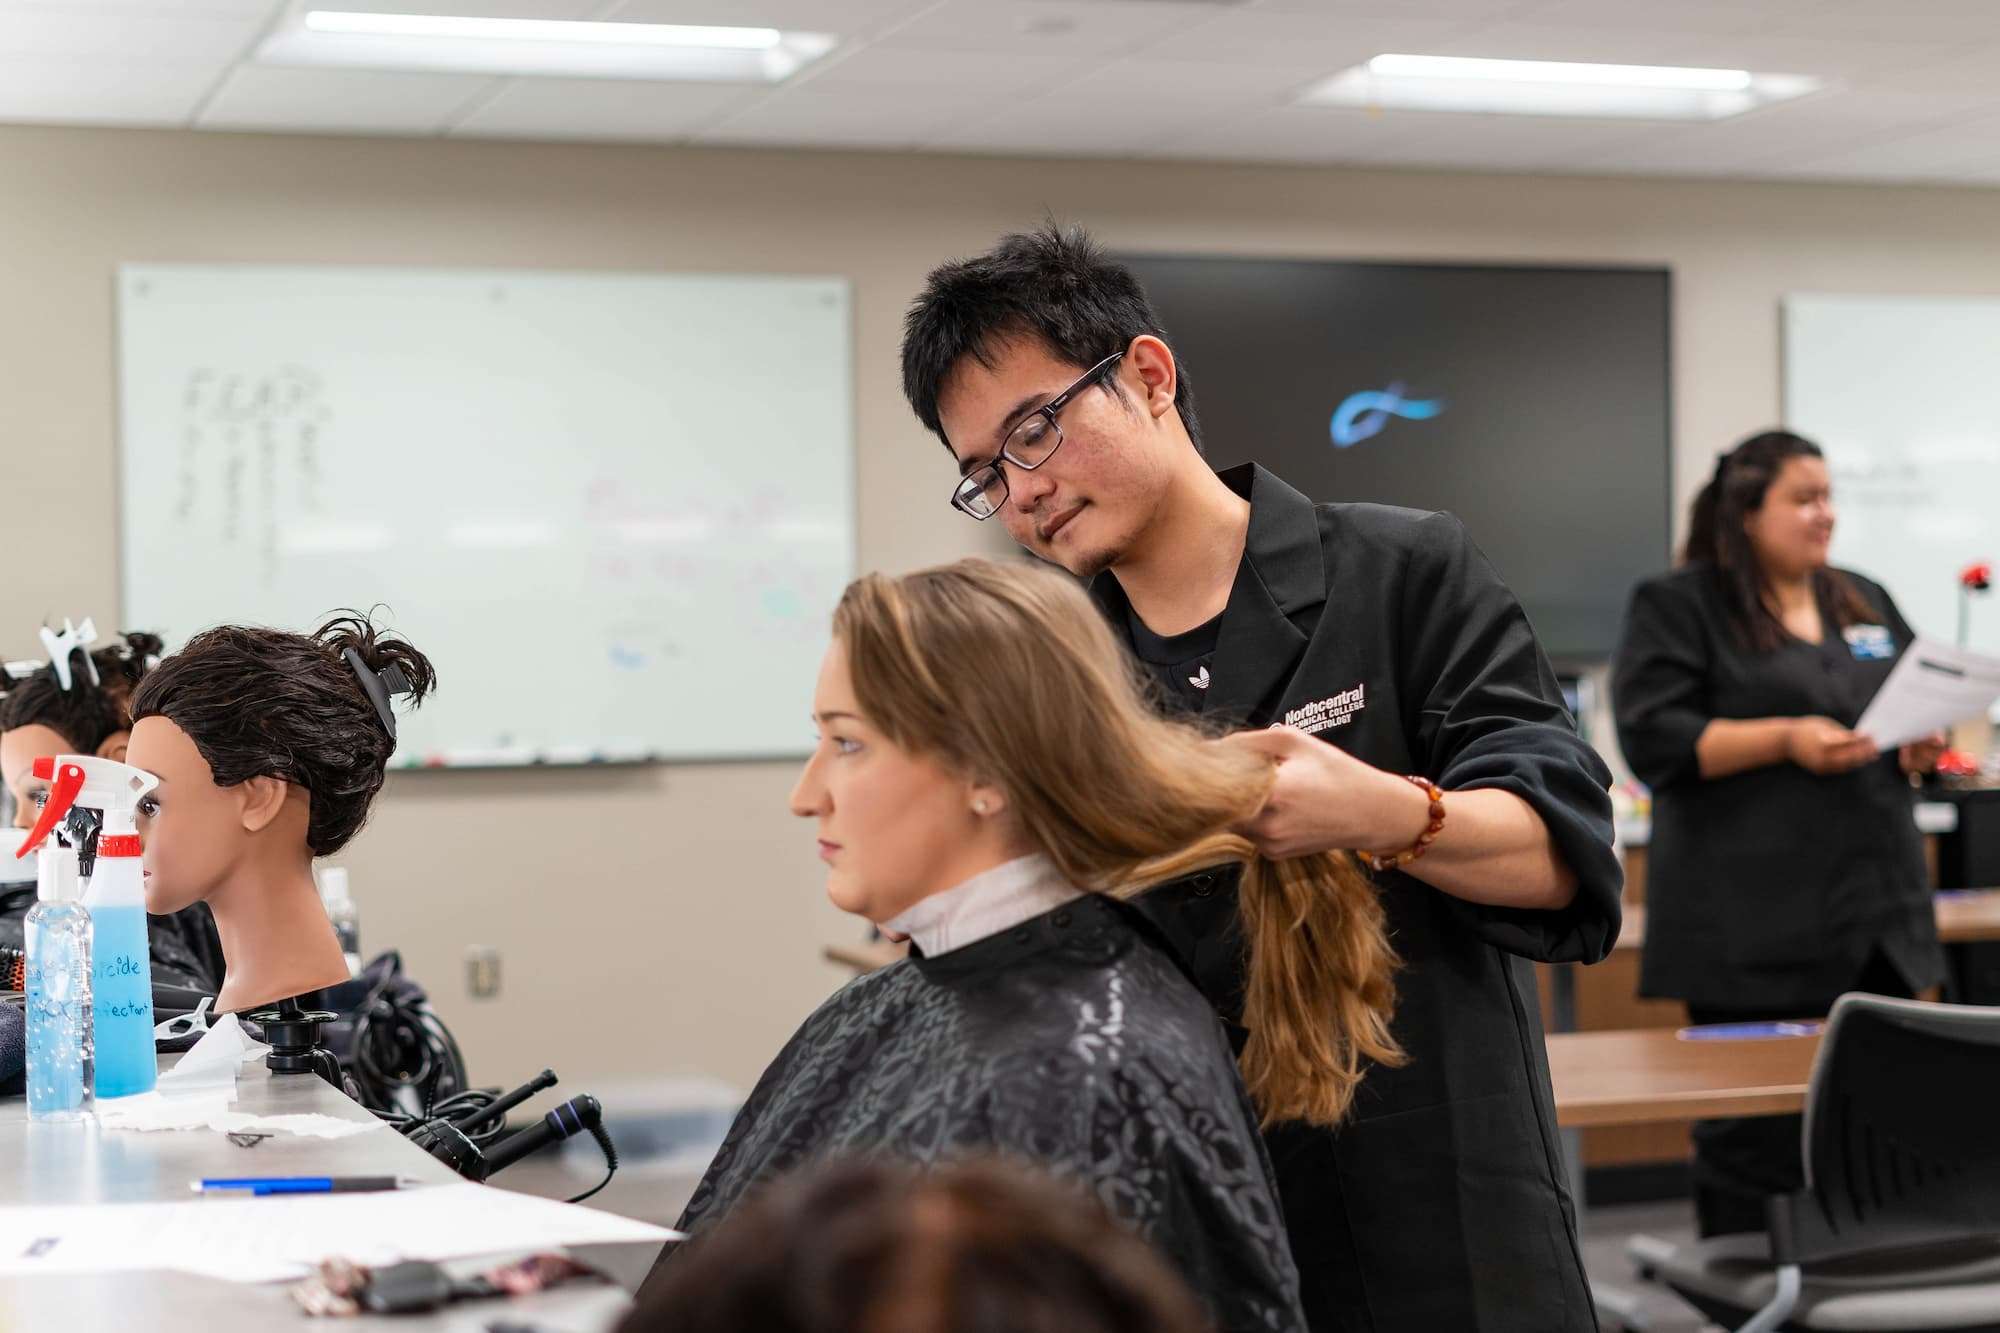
90, 904, 157, 1099
25, 900, 94, 1121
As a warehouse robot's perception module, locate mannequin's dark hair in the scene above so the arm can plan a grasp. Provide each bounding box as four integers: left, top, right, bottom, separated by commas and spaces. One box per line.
0, 629, 167, 754
1681, 429, 1876, 654
130, 613, 435, 856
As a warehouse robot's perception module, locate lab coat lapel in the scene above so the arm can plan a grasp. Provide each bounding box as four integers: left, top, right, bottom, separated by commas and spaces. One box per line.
1201, 464, 1326, 727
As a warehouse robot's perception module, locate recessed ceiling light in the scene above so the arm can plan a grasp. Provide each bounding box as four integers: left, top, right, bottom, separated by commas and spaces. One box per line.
1300, 53, 1820, 120
258, 8, 836, 82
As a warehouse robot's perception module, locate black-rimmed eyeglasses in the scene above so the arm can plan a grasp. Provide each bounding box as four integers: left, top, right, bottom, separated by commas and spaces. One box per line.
949, 351, 1124, 520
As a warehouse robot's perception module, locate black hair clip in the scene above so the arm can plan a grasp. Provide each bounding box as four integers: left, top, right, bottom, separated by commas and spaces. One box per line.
343, 647, 415, 739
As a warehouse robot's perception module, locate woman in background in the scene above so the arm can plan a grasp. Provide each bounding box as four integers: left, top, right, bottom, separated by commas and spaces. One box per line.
1612, 429, 1946, 1236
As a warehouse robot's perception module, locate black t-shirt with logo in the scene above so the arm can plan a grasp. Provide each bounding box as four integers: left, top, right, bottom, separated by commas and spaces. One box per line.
1123, 608, 1220, 717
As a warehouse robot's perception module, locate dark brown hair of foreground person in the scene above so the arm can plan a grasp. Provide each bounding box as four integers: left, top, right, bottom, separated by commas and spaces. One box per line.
619, 1159, 1213, 1333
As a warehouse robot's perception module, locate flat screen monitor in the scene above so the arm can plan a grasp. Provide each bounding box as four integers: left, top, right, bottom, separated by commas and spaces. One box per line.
1120, 255, 1673, 663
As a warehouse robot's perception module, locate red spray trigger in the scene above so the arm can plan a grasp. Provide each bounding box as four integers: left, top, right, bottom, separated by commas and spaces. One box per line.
17, 761, 86, 858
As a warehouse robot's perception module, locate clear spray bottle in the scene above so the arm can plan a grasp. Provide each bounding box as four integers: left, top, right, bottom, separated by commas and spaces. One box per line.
21, 829, 92, 1121
16, 754, 161, 1100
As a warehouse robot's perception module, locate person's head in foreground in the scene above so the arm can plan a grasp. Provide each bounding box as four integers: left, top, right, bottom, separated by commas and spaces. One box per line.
127, 613, 434, 1010
795, 555, 1399, 1127
621, 1158, 1211, 1333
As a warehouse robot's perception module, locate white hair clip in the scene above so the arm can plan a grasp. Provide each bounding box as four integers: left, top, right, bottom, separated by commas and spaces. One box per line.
38, 618, 101, 692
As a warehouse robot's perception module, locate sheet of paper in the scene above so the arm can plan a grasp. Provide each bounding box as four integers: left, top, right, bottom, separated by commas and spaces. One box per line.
152, 1013, 268, 1095
0, 1183, 678, 1284
1855, 636, 2000, 751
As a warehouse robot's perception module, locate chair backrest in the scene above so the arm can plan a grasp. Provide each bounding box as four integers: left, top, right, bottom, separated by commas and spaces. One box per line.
1775, 994, 2000, 1266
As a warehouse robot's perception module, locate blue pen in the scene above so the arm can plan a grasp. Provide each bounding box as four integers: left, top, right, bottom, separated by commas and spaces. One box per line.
193, 1176, 416, 1195
1676, 1021, 1824, 1042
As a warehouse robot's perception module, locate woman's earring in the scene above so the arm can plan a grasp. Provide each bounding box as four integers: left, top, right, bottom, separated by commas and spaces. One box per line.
973, 799, 990, 816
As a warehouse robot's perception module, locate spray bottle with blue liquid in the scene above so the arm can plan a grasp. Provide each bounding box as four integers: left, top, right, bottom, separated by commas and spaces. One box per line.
16, 754, 161, 1100
20, 823, 92, 1121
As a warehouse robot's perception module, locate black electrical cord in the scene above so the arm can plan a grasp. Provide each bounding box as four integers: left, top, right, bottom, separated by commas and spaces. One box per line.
338, 957, 512, 1145
566, 1120, 620, 1205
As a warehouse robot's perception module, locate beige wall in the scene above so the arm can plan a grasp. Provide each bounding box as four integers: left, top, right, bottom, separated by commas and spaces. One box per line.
6, 123, 1999, 1094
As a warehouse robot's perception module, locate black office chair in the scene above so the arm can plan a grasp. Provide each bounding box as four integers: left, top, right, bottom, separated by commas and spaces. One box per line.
1634, 994, 2000, 1332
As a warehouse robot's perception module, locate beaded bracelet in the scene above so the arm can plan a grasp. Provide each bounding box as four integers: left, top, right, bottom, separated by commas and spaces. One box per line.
1358, 775, 1446, 872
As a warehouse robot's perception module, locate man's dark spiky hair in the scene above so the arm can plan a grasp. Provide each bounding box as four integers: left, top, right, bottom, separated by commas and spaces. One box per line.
900, 221, 1200, 453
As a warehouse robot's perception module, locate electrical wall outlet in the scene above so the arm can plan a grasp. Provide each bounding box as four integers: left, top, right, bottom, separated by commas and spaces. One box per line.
466, 946, 502, 1000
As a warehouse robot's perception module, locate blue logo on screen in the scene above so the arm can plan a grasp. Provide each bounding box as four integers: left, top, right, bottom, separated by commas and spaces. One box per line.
1330, 383, 1445, 448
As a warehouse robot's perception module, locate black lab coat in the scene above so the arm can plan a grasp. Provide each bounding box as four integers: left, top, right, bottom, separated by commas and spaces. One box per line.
1093, 464, 1622, 1333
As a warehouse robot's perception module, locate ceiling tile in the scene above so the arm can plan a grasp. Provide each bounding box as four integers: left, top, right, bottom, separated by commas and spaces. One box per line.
290, 0, 607, 15
1781, 113, 2000, 178
606, 0, 933, 35
1414, 21, 1754, 68
0, 7, 260, 62
1665, 30, 1966, 82
794, 43, 1100, 97
1249, 0, 1528, 17
450, 75, 758, 141
199, 64, 497, 133
1781, 0, 2000, 45
1161, 103, 1428, 166
0, 1, 276, 14
869, 0, 1218, 59
940, 59, 1297, 157
0, 55, 216, 124
693, 85, 988, 150
1507, 0, 1802, 34
1137, 12, 1473, 68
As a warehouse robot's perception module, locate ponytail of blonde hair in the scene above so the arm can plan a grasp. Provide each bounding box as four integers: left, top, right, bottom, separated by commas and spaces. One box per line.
834, 558, 1403, 1127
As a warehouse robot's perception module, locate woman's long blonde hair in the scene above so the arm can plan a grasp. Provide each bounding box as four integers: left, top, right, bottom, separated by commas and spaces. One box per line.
834, 557, 1403, 1128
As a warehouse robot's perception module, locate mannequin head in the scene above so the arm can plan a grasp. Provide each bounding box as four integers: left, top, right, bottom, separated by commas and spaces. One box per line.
127, 614, 433, 1010
1, 629, 162, 829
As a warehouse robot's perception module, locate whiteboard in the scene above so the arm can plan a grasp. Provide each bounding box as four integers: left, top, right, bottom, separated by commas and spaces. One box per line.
118, 264, 853, 765
1784, 294, 2000, 663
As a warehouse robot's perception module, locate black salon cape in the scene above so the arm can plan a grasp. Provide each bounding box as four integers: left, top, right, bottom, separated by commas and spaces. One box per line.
641, 894, 1306, 1333
1611, 564, 1943, 1008
0, 890, 222, 994
1093, 464, 1622, 1333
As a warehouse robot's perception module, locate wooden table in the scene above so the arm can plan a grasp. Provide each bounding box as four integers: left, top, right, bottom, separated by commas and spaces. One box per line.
1548, 1026, 1821, 1129
1605, 887, 2000, 954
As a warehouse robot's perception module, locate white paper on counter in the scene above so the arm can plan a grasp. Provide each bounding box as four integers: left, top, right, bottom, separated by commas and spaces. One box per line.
0, 1183, 679, 1283
1855, 636, 2000, 751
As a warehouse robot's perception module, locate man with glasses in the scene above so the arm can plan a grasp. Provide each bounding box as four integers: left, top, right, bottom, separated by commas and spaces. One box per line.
900, 223, 1620, 1333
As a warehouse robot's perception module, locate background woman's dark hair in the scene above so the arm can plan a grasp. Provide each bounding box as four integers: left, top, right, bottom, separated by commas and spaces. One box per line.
623, 1158, 1211, 1333
901, 219, 1203, 453
1681, 429, 1876, 654
0, 628, 166, 754
129, 613, 435, 856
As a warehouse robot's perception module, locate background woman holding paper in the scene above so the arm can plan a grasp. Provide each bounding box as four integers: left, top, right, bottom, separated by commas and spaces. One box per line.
1611, 428, 1946, 1239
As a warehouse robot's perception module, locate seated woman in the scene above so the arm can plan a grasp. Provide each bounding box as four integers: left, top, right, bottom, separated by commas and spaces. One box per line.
126, 614, 434, 1014
644, 558, 1404, 1333
1, 626, 222, 992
